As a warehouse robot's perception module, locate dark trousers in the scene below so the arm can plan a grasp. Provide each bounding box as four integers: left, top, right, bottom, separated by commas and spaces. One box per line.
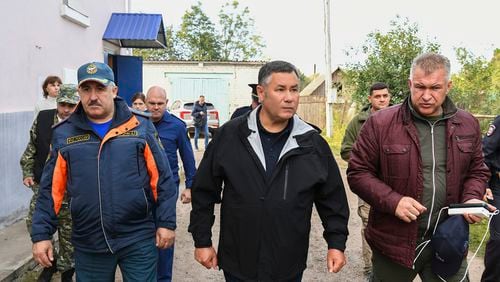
223, 271, 303, 282
157, 245, 174, 282
371, 248, 469, 282
482, 184, 500, 282
74, 237, 157, 282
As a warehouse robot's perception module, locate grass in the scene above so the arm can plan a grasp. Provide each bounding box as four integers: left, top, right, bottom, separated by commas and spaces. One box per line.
470, 220, 490, 257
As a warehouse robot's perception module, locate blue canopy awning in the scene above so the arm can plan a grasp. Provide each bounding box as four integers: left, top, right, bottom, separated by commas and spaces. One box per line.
103, 13, 167, 49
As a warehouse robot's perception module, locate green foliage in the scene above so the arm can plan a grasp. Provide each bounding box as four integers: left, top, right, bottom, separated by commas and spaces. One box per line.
134, 1, 265, 62
132, 26, 181, 60
218, 1, 265, 61
323, 110, 348, 161
449, 48, 500, 115
344, 16, 440, 107
177, 1, 221, 60
298, 70, 313, 91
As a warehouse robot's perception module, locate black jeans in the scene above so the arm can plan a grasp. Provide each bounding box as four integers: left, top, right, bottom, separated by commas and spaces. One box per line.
223, 271, 303, 282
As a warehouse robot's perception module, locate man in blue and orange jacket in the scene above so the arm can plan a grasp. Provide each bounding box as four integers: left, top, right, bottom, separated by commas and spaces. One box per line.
31, 62, 177, 281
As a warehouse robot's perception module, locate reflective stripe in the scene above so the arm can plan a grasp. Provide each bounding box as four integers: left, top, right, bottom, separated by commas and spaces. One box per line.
52, 152, 67, 215
144, 143, 159, 202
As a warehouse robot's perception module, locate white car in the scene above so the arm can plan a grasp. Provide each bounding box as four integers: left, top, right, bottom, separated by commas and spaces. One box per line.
168, 100, 219, 137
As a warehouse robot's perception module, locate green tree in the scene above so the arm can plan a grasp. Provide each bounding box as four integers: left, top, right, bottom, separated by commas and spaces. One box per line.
450, 48, 500, 114
218, 1, 265, 61
133, 1, 265, 62
176, 1, 221, 60
345, 16, 440, 106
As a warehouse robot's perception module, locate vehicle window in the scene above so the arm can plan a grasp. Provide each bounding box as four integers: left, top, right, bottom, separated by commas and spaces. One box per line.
184, 102, 194, 110
171, 101, 181, 110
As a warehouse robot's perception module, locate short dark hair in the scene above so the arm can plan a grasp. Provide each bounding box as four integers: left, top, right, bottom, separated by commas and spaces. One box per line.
42, 75, 62, 98
131, 92, 146, 103
258, 60, 299, 86
369, 82, 389, 96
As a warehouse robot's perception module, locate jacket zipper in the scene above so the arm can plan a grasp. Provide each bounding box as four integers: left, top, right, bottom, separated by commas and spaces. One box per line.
97, 143, 114, 253
283, 164, 289, 200
423, 121, 437, 239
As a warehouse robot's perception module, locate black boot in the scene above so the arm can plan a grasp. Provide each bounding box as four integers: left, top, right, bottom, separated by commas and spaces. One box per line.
61, 268, 75, 282
37, 263, 57, 282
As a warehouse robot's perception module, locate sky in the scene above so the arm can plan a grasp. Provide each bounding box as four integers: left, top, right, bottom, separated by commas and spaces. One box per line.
131, 0, 499, 75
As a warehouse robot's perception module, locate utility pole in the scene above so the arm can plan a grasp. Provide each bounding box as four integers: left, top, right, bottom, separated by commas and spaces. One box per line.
323, 0, 334, 137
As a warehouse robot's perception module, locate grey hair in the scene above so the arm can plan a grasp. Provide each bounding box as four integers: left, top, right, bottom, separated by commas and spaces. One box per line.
409, 53, 451, 81
258, 60, 299, 86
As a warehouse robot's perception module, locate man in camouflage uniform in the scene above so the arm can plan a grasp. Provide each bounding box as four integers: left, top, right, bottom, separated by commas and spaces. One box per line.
20, 84, 79, 282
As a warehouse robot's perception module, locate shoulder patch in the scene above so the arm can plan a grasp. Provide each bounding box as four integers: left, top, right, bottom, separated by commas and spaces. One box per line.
67, 134, 90, 144
486, 124, 496, 137
118, 130, 139, 137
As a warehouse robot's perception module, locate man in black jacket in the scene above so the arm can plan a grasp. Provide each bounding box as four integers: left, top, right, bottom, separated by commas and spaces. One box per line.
189, 60, 349, 281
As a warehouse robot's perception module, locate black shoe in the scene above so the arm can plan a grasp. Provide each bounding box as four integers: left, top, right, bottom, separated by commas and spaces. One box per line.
37, 264, 57, 282
61, 268, 75, 282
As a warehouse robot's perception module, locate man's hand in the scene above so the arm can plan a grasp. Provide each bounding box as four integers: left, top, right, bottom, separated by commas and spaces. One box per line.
483, 188, 493, 202
327, 249, 346, 273
32, 240, 53, 268
395, 196, 427, 223
23, 177, 35, 187
194, 247, 218, 269
156, 228, 175, 249
181, 189, 192, 204
462, 199, 497, 224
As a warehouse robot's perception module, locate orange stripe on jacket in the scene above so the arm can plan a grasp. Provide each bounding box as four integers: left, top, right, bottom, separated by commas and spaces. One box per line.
52, 152, 68, 215
101, 115, 140, 145
144, 143, 159, 202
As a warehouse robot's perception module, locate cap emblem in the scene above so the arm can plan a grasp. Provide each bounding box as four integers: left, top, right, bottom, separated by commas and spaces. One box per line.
86, 64, 97, 74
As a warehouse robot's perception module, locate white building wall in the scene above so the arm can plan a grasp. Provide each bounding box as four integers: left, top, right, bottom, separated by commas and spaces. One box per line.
143, 61, 264, 121
0, 0, 125, 227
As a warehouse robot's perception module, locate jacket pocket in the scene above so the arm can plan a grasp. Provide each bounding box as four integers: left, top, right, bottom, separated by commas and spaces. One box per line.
141, 188, 149, 217
382, 144, 411, 178
136, 144, 142, 176
65, 153, 72, 185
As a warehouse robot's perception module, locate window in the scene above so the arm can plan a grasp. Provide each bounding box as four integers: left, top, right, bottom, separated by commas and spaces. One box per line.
60, 0, 90, 27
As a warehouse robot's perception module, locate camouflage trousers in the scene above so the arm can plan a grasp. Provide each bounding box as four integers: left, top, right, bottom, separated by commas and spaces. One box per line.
26, 184, 74, 272
357, 198, 372, 275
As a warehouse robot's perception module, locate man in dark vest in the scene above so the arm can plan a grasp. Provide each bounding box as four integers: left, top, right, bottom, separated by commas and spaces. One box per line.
20, 84, 79, 282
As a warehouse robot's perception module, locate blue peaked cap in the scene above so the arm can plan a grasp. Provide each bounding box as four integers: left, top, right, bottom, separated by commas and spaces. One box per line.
431, 215, 469, 279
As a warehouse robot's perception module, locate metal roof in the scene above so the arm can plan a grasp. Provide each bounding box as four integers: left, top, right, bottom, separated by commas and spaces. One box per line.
103, 13, 167, 49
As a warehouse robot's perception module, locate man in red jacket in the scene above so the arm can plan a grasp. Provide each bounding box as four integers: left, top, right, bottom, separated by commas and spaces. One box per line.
347, 53, 491, 281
